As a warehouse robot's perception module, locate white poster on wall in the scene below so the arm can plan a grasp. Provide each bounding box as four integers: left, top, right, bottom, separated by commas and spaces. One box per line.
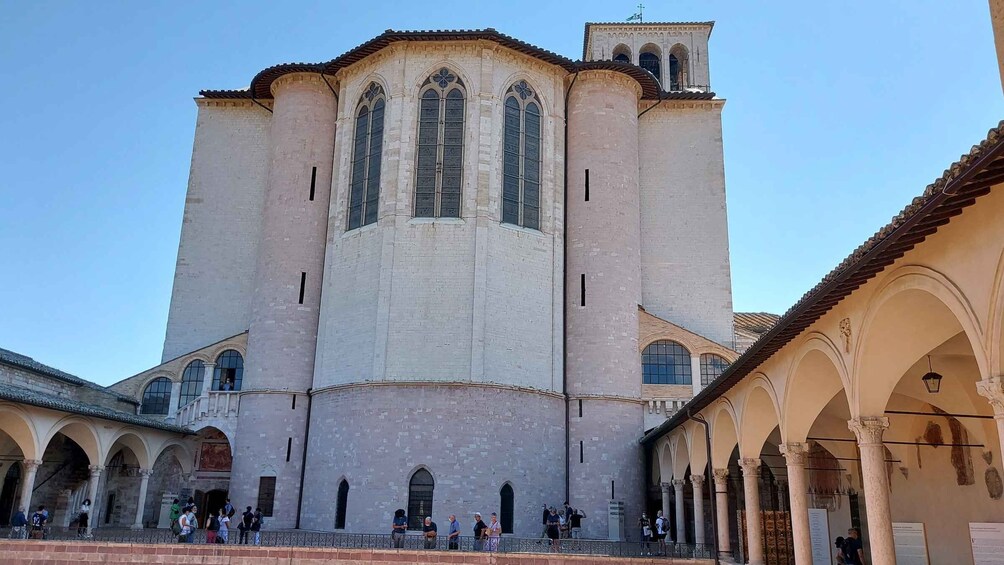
971, 523, 1004, 565
892, 522, 929, 565
807, 508, 831, 565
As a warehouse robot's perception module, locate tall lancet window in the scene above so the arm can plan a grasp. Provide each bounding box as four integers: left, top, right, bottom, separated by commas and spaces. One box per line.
502, 80, 541, 229
347, 82, 385, 230
415, 68, 465, 218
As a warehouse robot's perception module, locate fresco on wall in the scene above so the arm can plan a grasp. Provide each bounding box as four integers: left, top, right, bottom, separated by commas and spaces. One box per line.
198, 442, 232, 472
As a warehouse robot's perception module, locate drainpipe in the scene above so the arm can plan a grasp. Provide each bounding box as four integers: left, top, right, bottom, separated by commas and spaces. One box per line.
295, 388, 313, 529
562, 69, 580, 504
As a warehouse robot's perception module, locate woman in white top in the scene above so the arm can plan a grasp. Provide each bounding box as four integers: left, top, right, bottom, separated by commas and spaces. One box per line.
485, 512, 502, 552
77, 499, 91, 537
218, 508, 230, 543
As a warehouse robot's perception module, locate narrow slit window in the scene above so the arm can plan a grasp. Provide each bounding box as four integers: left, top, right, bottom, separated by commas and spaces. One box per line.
298, 272, 306, 305
611, 480, 615, 499
578, 399, 583, 417
579, 441, 584, 463
291, 395, 296, 410
580, 274, 586, 307
286, 437, 292, 462
584, 169, 589, 201
309, 166, 317, 201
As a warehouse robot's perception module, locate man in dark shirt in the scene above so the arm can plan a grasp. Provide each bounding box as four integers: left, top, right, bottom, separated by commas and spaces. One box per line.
843, 528, 865, 565
570, 508, 585, 539
423, 517, 438, 549
540, 504, 549, 538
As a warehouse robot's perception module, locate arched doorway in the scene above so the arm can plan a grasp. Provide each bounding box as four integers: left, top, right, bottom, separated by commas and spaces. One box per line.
499, 483, 514, 534
199, 489, 228, 527
407, 468, 434, 530
0, 464, 21, 526
335, 480, 349, 530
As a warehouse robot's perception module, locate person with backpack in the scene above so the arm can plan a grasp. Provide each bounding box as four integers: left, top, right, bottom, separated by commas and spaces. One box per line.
238, 506, 253, 544
251, 507, 263, 545
30, 505, 46, 539
206, 508, 220, 543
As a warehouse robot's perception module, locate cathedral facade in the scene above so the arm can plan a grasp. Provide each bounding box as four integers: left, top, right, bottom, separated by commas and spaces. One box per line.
96, 22, 736, 538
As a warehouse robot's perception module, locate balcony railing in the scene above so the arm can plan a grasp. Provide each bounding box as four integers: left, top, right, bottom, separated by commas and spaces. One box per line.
176, 391, 239, 427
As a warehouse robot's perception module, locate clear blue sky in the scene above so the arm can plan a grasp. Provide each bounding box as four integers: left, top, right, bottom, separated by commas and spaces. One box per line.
1, 1, 1001, 386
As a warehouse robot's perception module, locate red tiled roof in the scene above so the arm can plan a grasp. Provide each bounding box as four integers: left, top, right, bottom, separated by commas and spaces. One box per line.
642, 119, 1004, 446
733, 312, 780, 335
198, 28, 712, 102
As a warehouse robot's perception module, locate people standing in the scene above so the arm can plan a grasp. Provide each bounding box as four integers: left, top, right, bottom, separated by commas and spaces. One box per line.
843, 528, 865, 565
655, 510, 667, 555
834, 536, 847, 564
11, 508, 27, 539
239, 506, 253, 544
638, 513, 653, 556
391, 509, 408, 548
422, 517, 438, 549
485, 512, 502, 552
177, 506, 191, 543
447, 515, 460, 550
223, 499, 235, 519
218, 508, 230, 543
473, 512, 487, 552
206, 508, 220, 544
77, 499, 91, 537
169, 499, 180, 528
540, 504, 549, 539
546, 507, 561, 552
570, 508, 585, 539
251, 507, 263, 545
186, 506, 198, 544
30, 505, 46, 539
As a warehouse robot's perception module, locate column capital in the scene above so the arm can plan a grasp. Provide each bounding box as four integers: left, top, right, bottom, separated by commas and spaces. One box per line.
780, 442, 810, 466
739, 457, 761, 474
690, 474, 705, 489
23, 459, 42, 471
138, 468, 154, 478
660, 482, 672, 493
848, 416, 890, 445
88, 465, 105, 477
672, 478, 686, 489
712, 468, 729, 487
977, 377, 1004, 415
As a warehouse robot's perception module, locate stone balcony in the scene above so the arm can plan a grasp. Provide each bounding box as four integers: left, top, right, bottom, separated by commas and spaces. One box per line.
175, 390, 239, 429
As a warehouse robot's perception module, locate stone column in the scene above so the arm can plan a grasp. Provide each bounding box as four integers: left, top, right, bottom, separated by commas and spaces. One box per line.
690, 474, 706, 546
740, 458, 765, 565
712, 468, 730, 554
167, 380, 181, 418
131, 469, 153, 530
18, 459, 42, 516
86, 465, 104, 535
977, 376, 1004, 461
691, 356, 703, 396
780, 443, 812, 565
660, 482, 672, 541
673, 479, 686, 543
849, 417, 895, 565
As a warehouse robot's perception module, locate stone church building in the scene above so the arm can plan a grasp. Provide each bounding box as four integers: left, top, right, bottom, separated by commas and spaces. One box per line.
0, 21, 763, 539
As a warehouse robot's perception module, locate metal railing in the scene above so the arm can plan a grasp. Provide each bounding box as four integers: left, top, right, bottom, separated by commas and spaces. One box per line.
21, 527, 716, 559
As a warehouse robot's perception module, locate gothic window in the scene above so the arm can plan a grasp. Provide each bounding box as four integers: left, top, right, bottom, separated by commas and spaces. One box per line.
212, 350, 243, 391
499, 483, 514, 534
502, 80, 541, 229
347, 82, 385, 230
141, 377, 172, 415
407, 468, 435, 530
642, 340, 692, 385
257, 476, 276, 517
639, 49, 661, 82
335, 479, 349, 529
179, 360, 205, 407
415, 68, 465, 218
612, 44, 631, 63
700, 353, 729, 387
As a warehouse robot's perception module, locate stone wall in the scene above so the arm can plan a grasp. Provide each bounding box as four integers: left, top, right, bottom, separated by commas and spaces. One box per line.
0, 540, 716, 565
1, 363, 136, 413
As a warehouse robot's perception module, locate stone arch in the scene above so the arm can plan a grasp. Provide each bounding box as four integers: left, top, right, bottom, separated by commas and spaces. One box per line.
853, 266, 987, 415
986, 246, 1004, 376
414, 62, 472, 92
782, 333, 851, 443
150, 439, 195, 475
709, 399, 739, 468
105, 429, 153, 469
612, 43, 632, 63
207, 343, 246, 364
43, 416, 101, 466
0, 404, 40, 460
658, 438, 673, 482
349, 73, 391, 105
738, 374, 783, 458
668, 44, 690, 89
496, 74, 551, 116
670, 431, 691, 479
686, 420, 709, 476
